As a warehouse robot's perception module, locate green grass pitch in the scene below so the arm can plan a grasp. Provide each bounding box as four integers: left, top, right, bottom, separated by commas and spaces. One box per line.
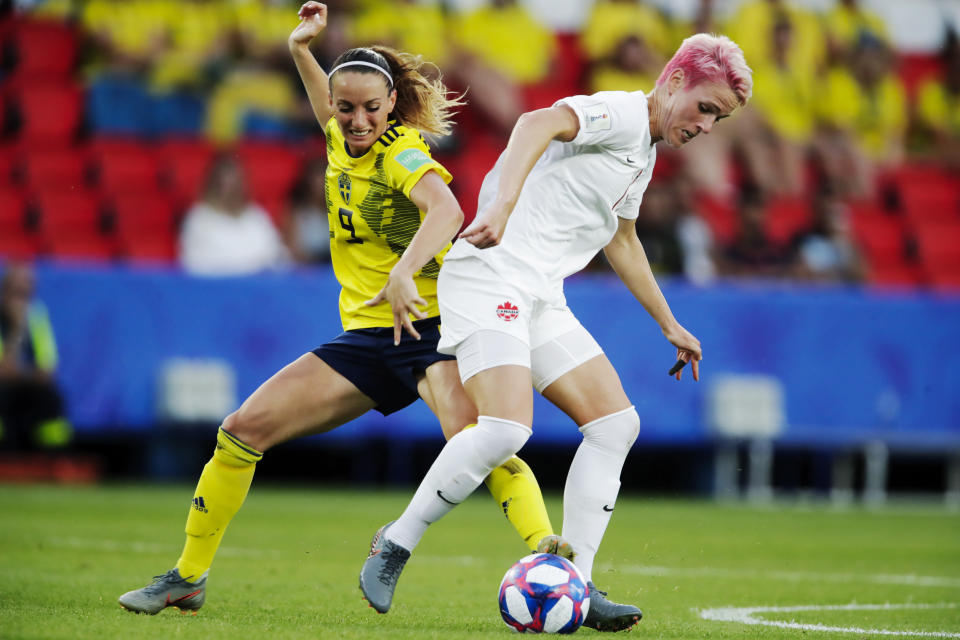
1, 484, 958, 639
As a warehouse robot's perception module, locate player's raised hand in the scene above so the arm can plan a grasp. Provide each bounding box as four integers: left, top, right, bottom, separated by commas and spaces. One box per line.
662, 322, 701, 382
365, 273, 428, 345
459, 203, 511, 249
290, 2, 327, 46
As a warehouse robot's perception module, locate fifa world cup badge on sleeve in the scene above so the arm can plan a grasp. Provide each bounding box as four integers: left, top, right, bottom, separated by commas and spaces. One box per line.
395, 149, 432, 172
584, 103, 611, 132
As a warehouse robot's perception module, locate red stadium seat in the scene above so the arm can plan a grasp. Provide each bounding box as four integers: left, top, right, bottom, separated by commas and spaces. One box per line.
521, 32, 585, 111
12, 19, 78, 78
554, 32, 587, 94
157, 138, 215, 207
44, 234, 116, 261
112, 191, 178, 263
36, 189, 104, 231
91, 141, 161, 196
897, 53, 942, 101
849, 210, 922, 286
112, 191, 178, 230
14, 80, 84, 146
156, 137, 216, 161
914, 220, 960, 290
925, 271, 960, 290
897, 181, 960, 225
0, 187, 29, 232
846, 198, 888, 220
0, 235, 38, 259
36, 189, 114, 260
0, 145, 15, 185
445, 133, 504, 227
254, 194, 288, 227
0, 187, 41, 260
234, 142, 302, 205
694, 193, 737, 245
866, 261, 922, 287
852, 213, 906, 265
765, 196, 811, 245
87, 137, 147, 155
120, 234, 177, 263
21, 148, 88, 191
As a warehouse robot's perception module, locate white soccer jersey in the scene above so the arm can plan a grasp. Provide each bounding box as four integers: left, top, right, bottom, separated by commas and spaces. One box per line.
445, 90, 656, 302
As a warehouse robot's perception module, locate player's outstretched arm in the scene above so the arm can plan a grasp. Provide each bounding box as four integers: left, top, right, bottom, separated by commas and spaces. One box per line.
289, 2, 334, 130
365, 170, 464, 345
603, 216, 702, 381
460, 105, 579, 249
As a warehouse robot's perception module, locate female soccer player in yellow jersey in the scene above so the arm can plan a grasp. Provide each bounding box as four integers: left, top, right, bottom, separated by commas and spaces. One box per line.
117, 1, 566, 616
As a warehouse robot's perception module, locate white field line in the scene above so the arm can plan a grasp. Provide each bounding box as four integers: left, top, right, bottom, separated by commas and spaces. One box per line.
699, 602, 960, 637
607, 563, 960, 589
420, 557, 960, 589
37, 539, 960, 591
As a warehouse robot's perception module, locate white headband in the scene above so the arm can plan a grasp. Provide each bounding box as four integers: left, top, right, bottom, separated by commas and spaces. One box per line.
330, 60, 393, 86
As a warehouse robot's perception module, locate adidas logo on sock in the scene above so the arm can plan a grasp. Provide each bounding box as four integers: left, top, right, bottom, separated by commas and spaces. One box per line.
192, 496, 208, 513
500, 497, 512, 516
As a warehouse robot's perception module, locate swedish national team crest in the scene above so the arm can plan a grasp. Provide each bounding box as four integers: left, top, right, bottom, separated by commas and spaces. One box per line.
338, 172, 352, 203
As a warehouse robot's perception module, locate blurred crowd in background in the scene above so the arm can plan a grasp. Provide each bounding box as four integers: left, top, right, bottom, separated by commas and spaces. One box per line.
0, 0, 959, 287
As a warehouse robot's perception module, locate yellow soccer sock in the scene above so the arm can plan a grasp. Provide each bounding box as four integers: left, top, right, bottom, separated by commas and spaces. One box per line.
485, 456, 554, 552
175, 427, 262, 582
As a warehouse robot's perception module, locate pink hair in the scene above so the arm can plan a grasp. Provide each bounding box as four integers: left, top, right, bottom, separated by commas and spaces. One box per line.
656, 33, 753, 106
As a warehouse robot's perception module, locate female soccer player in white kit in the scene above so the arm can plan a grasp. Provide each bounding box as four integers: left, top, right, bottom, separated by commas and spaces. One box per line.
360, 34, 753, 631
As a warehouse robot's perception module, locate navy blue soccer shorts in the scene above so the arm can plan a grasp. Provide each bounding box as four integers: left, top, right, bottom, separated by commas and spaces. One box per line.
311, 316, 455, 416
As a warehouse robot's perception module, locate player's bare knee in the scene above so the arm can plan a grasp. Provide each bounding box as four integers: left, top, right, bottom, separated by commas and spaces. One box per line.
579, 407, 640, 455
221, 408, 273, 453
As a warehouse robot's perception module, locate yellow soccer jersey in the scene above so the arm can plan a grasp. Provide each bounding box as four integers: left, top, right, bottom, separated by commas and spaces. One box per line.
325, 117, 453, 330
917, 79, 960, 136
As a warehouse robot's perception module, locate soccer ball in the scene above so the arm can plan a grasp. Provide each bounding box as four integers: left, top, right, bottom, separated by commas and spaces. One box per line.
498, 553, 590, 633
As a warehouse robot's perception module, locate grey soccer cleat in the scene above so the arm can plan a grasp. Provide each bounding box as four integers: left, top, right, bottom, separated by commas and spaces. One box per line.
359, 521, 411, 614
582, 581, 642, 632
535, 534, 577, 562
118, 568, 207, 615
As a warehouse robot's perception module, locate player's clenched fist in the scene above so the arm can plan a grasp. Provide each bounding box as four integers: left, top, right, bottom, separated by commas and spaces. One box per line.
290, 2, 327, 46
459, 204, 511, 249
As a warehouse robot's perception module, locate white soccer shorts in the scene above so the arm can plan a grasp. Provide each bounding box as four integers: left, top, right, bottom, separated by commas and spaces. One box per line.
437, 256, 603, 390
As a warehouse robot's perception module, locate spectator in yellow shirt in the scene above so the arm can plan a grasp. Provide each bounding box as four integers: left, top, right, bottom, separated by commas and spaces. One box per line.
235, 0, 304, 65
204, 0, 303, 142
80, 0, 173, 79
824, 0, 891, 66
737, 16, 816, 196
151, 0, 235, 91
350, 0, 451, 70
580, 0, 673, 63
814, 35, 907, 198
588, 34, 662, 94
726, 0, 826, 80
450, 0, 555, 85
442, 0, 555, 134
914, 30, 960, 171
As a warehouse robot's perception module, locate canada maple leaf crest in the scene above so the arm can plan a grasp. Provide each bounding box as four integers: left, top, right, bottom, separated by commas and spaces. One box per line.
496, 301, 519, 321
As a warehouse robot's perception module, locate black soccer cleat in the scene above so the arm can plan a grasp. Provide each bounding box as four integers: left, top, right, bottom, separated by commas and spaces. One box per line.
582, 581, 642, 632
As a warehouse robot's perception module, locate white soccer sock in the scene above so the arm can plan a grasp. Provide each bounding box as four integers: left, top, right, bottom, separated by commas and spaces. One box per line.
386, 416, 531, 551
562, 407, 640, 582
